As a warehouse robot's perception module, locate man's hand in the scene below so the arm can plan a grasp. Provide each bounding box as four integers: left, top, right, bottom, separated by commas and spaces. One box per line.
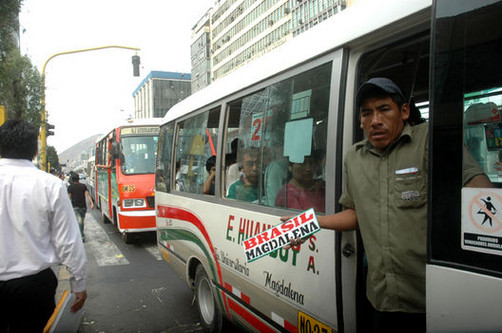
70, 290, 87, 313
280, 216, 306, 249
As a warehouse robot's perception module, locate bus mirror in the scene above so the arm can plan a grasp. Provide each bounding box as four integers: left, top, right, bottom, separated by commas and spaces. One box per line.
111, 142, 120, 160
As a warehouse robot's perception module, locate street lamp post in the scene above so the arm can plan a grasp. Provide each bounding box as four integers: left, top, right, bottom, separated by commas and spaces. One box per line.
40, 45, 140, 172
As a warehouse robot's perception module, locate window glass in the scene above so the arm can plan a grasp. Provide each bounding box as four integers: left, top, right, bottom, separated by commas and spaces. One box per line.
464, 90, 502, 183
431, 0, 502, 272
224, 62, 331, 213
156, 123, 175, 193
121, 135, 158, 175
175, 107, 220, 195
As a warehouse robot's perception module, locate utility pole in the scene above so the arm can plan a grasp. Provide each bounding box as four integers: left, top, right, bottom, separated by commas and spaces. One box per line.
40, 45, 141, 172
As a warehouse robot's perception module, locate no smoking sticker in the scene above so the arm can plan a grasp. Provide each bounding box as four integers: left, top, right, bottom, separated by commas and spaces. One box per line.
462, 188, 502, 256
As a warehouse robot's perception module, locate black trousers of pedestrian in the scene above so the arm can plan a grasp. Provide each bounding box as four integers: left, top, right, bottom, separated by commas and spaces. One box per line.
0, 268, 58, 333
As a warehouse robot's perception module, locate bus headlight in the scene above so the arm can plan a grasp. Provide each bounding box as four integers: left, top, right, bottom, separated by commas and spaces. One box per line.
122, 199, 146, 208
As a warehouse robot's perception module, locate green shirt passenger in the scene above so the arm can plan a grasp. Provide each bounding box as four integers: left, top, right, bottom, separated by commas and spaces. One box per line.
227, 148, 260, 202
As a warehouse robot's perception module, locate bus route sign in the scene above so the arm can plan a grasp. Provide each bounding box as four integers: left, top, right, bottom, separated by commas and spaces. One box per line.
243, 208, 320, 263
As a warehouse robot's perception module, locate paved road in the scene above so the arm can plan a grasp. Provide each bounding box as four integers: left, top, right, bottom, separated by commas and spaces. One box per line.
53, 209, 204, 333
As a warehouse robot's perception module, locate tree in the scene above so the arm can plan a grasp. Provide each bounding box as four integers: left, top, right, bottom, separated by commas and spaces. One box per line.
47, 145, 60, 171
0, 0, 22, 57
0, 0, 43, 127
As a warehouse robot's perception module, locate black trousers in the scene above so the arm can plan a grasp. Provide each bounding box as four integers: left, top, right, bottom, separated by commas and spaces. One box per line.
371, 307, 426, 333
0, 268, 58, 333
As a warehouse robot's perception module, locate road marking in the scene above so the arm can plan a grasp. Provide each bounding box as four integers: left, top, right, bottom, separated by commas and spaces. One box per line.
144, 244, 163, 261
85, 214, 130, 266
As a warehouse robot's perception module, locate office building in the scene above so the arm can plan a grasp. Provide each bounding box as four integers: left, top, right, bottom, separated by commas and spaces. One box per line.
190, 0, 348, 89
133, 71, 191, 119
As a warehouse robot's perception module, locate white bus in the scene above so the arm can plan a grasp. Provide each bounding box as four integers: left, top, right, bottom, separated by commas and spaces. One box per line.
155, 0, 502, 331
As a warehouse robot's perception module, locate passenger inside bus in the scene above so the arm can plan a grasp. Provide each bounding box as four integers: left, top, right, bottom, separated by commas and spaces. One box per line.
225, 138, 241, 192
203, 155, 216, 195
274, 153, 325, 213
227, 147, 260, 202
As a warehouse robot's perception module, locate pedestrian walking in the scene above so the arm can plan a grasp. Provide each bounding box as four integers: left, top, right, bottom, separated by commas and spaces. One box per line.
68, 173, 94, 242
0, 119, 88, 333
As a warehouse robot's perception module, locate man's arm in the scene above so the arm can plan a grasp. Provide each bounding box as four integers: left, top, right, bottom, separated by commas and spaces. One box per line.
318, 208, 358, 231
51, 182, 88, 311
85, 190, 94, 210
281, 208, 358, 247
465, 174, 494, 188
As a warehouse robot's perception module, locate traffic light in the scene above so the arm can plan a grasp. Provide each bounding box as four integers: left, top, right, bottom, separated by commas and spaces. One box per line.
46, 123, 55, 136
132, 55, 140, 77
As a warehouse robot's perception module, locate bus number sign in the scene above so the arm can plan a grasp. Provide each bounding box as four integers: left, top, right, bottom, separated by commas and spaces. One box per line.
251, 112, 263, 142
122, 185, 135, 192
298, 311, 332, 333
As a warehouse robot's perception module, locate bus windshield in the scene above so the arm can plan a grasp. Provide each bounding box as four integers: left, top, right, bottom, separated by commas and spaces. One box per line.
121, 136, 158, 175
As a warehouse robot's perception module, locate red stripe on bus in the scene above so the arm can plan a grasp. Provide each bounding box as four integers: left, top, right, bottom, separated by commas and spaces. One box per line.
228, 298, 275, 333
241, 293, 250, 304
206, 128, 216, 156
157, 205, 231, 319
285, 320, 297, 333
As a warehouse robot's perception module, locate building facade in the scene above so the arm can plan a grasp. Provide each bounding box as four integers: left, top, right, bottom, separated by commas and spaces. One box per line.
190, 0, 349, 90
191, 10, 213, 94
132, 71, 191, 119
291, 0, 346, 37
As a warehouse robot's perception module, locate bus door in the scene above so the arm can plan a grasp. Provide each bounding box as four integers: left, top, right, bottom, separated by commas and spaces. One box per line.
427, 0, 502, 331
353, 26, 431, 331
96, 132, 115, 223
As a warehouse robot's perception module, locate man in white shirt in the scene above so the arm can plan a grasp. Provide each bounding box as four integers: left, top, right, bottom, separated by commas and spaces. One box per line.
0, 119, 88, 332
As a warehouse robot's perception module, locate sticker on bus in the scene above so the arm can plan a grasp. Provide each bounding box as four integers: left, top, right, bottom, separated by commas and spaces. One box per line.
298, 310, 333, 333
243, 208, 320, 262
461, 188, 502, 256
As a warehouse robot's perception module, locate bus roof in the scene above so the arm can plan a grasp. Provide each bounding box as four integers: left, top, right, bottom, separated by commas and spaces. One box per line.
160, 0, 431, 126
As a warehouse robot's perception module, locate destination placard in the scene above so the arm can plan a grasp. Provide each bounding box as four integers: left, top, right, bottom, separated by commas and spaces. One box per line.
243, 208, 320, 263
120, 126, 159, 136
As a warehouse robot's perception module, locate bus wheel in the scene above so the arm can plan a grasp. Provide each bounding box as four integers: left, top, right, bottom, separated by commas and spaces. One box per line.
101, 210, 110, 224
195, 264, 222, 333
122, 232, 133, 244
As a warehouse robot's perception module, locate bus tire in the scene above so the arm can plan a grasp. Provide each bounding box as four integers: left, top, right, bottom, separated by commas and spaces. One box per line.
122, 232, 133, 244
101, 210, 110, 224
195, 264, 222, 333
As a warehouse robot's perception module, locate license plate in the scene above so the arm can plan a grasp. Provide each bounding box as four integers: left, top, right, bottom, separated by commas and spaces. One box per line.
298, 311, 333, 333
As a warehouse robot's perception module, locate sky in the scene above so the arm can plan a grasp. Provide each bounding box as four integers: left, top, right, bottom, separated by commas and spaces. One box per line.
19, 0, 214, 153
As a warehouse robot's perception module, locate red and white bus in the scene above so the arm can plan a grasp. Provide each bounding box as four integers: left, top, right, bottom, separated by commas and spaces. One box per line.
95, 118, 161, 243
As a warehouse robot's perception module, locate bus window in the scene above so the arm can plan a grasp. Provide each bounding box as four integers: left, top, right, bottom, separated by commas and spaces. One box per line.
156, 123, 175, 193
224, 62, 331, 212
175, 107, 220, 195
121, 136, 159, 174
464, 90, 502, 183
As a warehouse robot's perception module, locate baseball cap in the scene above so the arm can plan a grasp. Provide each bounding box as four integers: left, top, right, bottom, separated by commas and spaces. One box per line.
356, 78, 405, 107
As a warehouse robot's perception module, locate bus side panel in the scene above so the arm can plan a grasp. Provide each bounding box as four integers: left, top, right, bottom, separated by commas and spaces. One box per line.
97, 169, 111, 219
426, 265, 502, 332
157, 194, 338, 332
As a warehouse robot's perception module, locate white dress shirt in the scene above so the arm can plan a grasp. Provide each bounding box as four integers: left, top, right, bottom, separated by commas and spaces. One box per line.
0, 158, 87, 292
